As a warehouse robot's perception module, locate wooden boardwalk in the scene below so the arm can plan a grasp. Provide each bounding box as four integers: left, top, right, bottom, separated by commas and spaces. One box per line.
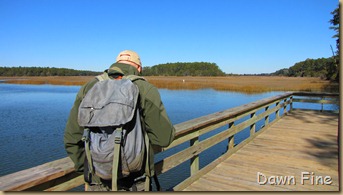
183, 109, 339, 191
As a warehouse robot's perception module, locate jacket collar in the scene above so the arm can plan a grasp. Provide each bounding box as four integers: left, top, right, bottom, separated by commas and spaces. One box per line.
108, 62, 140, 76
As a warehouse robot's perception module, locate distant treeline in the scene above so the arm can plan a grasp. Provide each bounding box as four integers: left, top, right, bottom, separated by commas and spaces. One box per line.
142, 62, 226, 76
0, 57, 339, 82
271, 57, 339, 81
0, 66, 101, 76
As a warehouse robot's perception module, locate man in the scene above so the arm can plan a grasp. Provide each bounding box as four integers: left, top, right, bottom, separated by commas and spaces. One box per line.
64, 50, 175, 191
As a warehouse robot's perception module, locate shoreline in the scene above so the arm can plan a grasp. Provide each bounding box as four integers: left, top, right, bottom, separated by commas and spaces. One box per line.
0, 76, 338, 94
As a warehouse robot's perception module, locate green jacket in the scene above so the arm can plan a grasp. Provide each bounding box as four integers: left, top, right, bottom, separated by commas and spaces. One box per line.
64, 63, 175, 175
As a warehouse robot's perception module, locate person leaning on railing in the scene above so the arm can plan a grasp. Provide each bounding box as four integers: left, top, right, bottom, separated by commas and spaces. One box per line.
63, 50, 175, 191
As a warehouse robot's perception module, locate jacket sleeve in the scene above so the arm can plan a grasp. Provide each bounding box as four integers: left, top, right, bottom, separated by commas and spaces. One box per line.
139, 83, 175, 148
63, 79, 97, 173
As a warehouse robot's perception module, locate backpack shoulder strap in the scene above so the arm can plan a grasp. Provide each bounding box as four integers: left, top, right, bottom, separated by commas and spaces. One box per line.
96, 71, 145, 82
124, 75, 146, 82
96, 72, 111, 81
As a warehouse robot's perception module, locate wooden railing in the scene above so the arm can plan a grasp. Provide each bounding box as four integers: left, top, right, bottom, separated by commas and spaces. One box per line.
0, 92, 338, 191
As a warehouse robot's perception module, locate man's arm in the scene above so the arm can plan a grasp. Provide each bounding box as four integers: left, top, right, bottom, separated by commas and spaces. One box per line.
139, 83, 175, 147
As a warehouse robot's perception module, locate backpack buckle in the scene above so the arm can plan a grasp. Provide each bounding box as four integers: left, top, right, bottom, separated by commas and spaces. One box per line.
114, 128, 122, 144
81, 128, 90, 142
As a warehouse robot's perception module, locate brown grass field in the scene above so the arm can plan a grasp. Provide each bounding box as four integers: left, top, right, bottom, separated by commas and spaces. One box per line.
0, 76, 338, 94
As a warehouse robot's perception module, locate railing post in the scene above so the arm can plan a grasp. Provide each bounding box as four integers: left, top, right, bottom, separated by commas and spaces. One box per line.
275, 101, 280, 119
290, 96, 293, 111
283, 98, 287, 116
190, 136, 199, 176
321, 96, 324, 112
228, 122, 235, 150
250, 112, 256, 136
265, 106, 269, 127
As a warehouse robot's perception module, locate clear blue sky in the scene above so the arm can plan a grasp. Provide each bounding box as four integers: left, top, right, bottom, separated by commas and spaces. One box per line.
0, 0, 338, 74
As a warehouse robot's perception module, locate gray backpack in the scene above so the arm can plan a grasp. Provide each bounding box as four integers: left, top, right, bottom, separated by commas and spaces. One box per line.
78, 75, 150, 191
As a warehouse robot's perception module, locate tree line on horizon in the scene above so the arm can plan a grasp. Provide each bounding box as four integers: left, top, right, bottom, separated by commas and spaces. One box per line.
0, 62, 226, 77
0, 66, 101, 76
0, 56, 338, 80
271, 57, 338, 81
142, 62, 226, 76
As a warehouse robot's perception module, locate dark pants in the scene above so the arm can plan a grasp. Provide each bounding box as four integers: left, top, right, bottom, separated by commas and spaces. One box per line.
85, 173, 149, 191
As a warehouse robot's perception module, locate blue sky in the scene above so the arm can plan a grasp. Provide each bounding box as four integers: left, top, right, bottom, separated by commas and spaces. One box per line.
0, 0, 338, 74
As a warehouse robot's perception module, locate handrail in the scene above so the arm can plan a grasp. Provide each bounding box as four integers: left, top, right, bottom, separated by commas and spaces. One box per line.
0, 92, 338, 191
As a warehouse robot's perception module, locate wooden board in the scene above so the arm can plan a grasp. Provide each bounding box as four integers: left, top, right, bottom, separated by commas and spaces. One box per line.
0, 157, 81, 191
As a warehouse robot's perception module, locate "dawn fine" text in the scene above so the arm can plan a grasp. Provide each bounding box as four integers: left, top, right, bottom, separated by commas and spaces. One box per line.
257, 172, 333, 185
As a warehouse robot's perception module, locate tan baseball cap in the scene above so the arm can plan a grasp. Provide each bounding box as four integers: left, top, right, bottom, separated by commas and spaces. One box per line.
116, 50, 142, 67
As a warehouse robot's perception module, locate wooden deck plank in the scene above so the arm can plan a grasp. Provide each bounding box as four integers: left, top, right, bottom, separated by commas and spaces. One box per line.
182, 110, 339, 191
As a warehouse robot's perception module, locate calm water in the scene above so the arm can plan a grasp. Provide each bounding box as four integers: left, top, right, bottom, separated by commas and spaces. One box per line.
0, 83, 336, 190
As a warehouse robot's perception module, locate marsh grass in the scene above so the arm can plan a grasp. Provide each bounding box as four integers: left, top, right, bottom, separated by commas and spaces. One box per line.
0, 76, 94, 86
146, 76, 338, 94
0, 76, 338, 94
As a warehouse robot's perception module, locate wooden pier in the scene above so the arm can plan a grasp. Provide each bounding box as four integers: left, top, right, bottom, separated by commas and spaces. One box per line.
182, 109, 339, 191
0, 92, 339, 191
